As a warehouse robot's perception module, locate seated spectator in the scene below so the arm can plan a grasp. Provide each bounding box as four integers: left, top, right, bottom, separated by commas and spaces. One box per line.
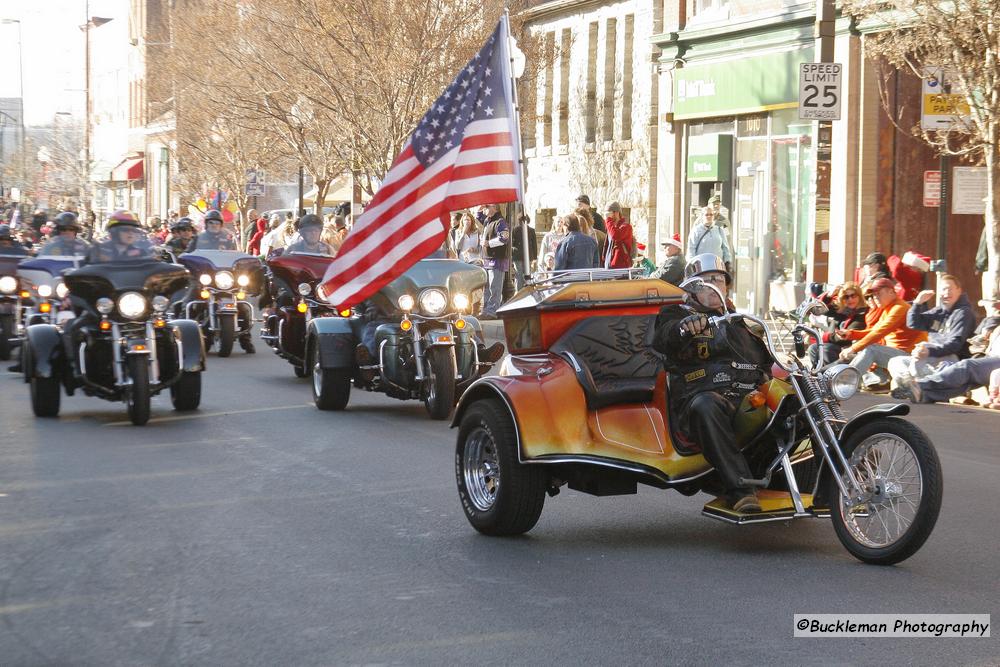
968, 299, 1000, 357
808, 281, 868, 367
985, 367, 1000, 409
889, 274, 976, 397
858, 252, 891, 288
650, 234, 686, 285
554, 213, 599, 270
838, 278, 927, 389
898, 325, 1000, 404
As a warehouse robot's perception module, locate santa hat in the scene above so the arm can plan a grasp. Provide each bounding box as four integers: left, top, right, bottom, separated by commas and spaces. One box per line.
636, 242, 647, 252
661, 233, 682, 250
901, 251, 931, 273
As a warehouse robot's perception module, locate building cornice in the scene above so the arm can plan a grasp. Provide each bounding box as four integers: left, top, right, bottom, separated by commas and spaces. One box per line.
520, 0, 616, 23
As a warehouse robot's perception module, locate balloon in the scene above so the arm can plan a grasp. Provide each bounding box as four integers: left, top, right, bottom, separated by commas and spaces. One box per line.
222, 209, 234, 223
195, 198, 207, 211
225, 200, 238, 213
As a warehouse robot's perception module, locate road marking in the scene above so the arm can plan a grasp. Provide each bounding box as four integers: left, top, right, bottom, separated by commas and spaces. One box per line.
104, 403, 314, 426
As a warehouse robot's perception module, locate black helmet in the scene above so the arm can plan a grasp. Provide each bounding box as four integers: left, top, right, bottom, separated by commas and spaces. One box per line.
204, 209, 224, 224
296, 213, 323, 230
106, 210, 141, 230
0, 224, 12, 239
171, 217, 194, 232
54, 211, 80, 231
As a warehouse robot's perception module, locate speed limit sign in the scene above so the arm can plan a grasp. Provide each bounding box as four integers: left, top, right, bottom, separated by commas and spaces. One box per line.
798, 63, 843, 121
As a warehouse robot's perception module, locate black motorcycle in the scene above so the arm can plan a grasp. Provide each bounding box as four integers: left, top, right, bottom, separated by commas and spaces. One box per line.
177, 250, 263, 356
23, 234, 206, 426
0, 253, 25, 360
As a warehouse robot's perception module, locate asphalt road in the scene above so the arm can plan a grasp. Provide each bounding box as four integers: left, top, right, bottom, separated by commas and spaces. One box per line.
0, 345, 997, 666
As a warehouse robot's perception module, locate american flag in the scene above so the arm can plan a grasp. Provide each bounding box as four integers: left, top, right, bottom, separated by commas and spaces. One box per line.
318, 18, 522, 309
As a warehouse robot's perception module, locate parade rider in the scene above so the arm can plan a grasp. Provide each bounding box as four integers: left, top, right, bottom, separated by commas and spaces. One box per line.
39, 212, 91, 257
652, 253, 774, 513
85, 210, 150, 264
285, 214, 334, 255
0, 224, 30, 256
189, 209, 236, 251
166, 217, 196, 255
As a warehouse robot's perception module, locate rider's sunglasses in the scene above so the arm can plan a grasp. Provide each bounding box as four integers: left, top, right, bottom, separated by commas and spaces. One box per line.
843, 292, 860, 299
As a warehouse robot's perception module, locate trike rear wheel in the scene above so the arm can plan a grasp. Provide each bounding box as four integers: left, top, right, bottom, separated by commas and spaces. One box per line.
456, 399, 545, 535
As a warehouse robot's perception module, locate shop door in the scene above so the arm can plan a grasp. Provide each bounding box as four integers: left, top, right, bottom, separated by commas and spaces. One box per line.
732, 162, 767, 313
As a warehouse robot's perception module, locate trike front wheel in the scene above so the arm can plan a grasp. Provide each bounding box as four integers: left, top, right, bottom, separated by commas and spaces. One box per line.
829, 418, 941, 565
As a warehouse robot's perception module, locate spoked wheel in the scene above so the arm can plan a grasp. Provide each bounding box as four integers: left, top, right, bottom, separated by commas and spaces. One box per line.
0, 314, 13, 361
829, 418, 941, 565
311, 346, 350, 411
423, 346, 456, 420
170, 370, 201, 411
217, 315, 235, 357
456, 400, 545, 535
125, 354, 151, 426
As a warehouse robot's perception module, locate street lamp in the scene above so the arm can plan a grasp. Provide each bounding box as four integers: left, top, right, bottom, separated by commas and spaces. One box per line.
80, 6, 112, 217
0, 18, 25, 206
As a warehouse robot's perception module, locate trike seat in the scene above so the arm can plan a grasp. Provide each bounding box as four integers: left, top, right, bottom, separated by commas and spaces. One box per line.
551, 314, 662, 410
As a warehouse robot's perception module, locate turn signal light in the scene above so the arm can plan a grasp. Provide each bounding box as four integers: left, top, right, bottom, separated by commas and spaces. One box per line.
199, 289, 210, 299
296, 301, 308, 313
154, 318, 166, 328
437, 335, 452, 343
339, 309, 351, 317
99, 320, 111, 331
19, 290, 29, 299
455, 319, 466, 330
236, 291, 246, 300
39, 302, 52, 313
748, 390, 766, 409
133, 344, 147, 351
400, 318, 412, 331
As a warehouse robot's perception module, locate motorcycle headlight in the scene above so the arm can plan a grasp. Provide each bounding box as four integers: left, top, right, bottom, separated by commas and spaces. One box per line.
152, 295, 169, 312
37, 284, 53, 298
55, 282, 69, 299
96, 297, 114, 314
0, 276, 16, 294
237, 274, 250, 287
199, 273, 212, 286
823, 364, 861, 401
215, 271, 235, 290
297, 282, 312, 296
452, 293, 470, 311
398, 294, 415, 311
419, 288, 448, 316
117, 292, 147, 319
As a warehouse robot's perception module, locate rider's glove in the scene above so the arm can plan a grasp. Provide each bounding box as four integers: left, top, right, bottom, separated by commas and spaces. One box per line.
679, 314, 709, 337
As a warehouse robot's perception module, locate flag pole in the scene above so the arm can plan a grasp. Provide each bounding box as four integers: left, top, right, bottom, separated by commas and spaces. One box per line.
500, 10, 531, 285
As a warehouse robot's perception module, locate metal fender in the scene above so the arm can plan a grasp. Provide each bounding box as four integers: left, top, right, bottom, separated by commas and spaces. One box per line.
25, 323, 63, 379
458, 314, 483, 335
169, 318, 207, 372
307, 318, 357, 369
451, 377, 518, 434
813, 403, 912, 502
424, 328, 456, 346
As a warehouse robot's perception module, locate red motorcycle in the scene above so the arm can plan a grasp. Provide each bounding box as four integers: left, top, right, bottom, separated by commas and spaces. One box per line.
262, 250, 346, 377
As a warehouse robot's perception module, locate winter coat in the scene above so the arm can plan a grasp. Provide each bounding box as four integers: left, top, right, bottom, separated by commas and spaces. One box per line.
686, 223, 731, 264
604, 216, 635, 269
554, 231, 599, 270
650, 254, 686, 285
842, 297, 927, 353
907, 292, 977, 358
248, 218, 268, 255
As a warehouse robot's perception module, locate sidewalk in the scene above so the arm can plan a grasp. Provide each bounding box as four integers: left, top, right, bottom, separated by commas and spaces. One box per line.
480, 318, 504, 345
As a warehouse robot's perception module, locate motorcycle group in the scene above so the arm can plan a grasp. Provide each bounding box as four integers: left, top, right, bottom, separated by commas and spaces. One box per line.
1, 208, 942, 566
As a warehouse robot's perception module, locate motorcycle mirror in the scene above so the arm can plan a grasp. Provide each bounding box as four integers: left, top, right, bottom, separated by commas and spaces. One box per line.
809, 282, 825, 297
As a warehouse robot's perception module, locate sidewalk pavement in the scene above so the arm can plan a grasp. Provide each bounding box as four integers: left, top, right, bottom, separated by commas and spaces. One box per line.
480, 318, 504, 345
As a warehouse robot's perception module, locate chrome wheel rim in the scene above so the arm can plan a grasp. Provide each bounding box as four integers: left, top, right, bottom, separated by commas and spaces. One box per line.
840, 434, 923, 548
312, 362, 322, 396
463, 427, 500, 511
426, 358, 437, 405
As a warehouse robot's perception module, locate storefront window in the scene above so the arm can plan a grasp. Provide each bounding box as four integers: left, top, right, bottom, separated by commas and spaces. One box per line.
769, 108, 814, 284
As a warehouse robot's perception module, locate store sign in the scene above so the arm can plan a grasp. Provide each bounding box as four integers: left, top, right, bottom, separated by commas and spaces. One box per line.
686, 134, 733, 182
798, 63, 843, 121
923, 170, 941, 207
246, 169, 265, 197
921, 67, 971, 131
952, 167, 987, 215
674, 48, 813, 120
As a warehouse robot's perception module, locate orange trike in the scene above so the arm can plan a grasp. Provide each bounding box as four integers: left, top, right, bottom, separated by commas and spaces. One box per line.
451, 271, 942, 565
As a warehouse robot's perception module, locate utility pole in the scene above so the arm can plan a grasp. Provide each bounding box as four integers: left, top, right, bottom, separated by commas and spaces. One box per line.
82, 2, 112, 217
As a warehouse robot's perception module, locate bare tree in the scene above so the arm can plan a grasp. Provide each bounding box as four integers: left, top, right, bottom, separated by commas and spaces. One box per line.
847, 0, 1000, 300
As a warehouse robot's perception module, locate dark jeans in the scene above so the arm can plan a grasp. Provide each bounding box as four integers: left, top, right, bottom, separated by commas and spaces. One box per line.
808, 342, 845, 368
685, 392, 754, 499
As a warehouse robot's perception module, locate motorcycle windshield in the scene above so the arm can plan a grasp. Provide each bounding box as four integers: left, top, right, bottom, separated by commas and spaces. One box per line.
181, 249, 257, 270
375, 259, 486, 314
17, 256, 83, 276
65, 261, 190, 304
86, 228, 156, 264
